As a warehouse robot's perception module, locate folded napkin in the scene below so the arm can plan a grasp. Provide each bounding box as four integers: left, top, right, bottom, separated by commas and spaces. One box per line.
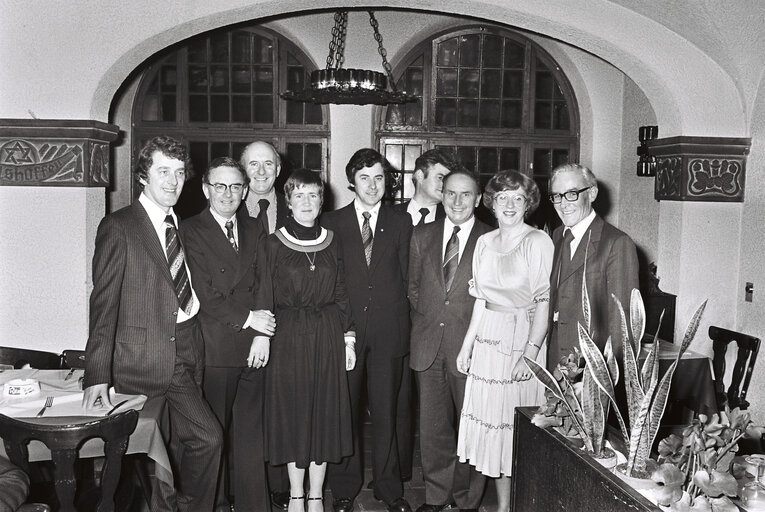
0, 388, 147, 418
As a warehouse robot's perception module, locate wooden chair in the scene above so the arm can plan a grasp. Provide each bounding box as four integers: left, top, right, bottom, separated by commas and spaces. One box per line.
60, 351, 86, 370
0, 410, 139, 512
710, 325, 761, 411
0, 348, 62, 370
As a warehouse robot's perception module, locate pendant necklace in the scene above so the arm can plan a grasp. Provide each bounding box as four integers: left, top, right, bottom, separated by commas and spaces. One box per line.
304, 251, 317, 271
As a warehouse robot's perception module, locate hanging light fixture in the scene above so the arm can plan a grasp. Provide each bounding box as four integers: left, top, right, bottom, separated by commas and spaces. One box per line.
281, 11, 417, 105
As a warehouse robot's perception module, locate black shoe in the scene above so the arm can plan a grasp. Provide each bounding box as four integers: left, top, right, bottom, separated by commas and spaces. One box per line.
415, 504, 452, 512
459, 509, 478, 512
333, 497, 355, 512
271, 491, 290, 510
388, 497, 413, 512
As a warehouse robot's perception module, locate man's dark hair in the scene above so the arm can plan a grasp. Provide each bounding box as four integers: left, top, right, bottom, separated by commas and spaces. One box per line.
414, 148, 459, 177
203, 157, 248, 184
134, 135, 193, 189
442, 169, 481, 195
344, 148, 399, 196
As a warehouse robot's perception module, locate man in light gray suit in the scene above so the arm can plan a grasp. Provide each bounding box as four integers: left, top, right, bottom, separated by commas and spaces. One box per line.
408, 170, 490, 512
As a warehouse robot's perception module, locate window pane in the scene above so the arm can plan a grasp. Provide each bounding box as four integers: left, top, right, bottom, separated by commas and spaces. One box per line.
286, 101, 303, 124
161, 95, 176, 122
536, 71, 553, 99
189, 66, 208, 93
232, 32, 250, 63
211, 142, 229, 159
457, 99, 478, 127
405, 101, 422, 126
305, 144, 322, 170
456, 147, 476, 172
287, 67, 304, 90
458, 69, 480, 98
210, 96, 230, 122
459, 35, 480, 67
504, 40, 525, 68
553, 103, 569, 130
232, 66, 251, 93
189, 95, 208, 122
210, 66, 228, 93
160, 66, 177, 92
254, 36, 273, 63
305, 103, 323, 125
552, 149, 569, 170
533, 149, 551, 174
437, 37, 458, 66
502, 100, 522, 128
483, 35, 503, 68
142, 95, 159, 121
385, 144, 402, 171
437, 68, 458, 96
253, 67, 273, 94
477, 147, 499, 175
481, 69, 501, 98
188, 40, 207, 63
479, 100, 500, 128
404, 145, 422, 170
500, 147, 520, 170
535, 102, 552, 129
286, 143, 303, 169
503, 70, 523, 98
387, 105, 404, 125
232, 96, 251, 123
211, 34, 228, 62
435, 98, 456, 126
253, 96, 273, 123
406, 68, 423, 95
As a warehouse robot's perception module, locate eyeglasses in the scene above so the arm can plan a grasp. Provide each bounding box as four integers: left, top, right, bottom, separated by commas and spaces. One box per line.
495, 193, 527, 207
207, 182, 245, 194
549, 186, 591, 204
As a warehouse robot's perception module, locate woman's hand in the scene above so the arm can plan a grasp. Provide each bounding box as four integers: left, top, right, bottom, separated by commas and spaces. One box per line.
345, 346, 356, 371
249, 310, 276, 336
511, 357, 532, 382
456, 344, 473, 375
247, 336, 270, 368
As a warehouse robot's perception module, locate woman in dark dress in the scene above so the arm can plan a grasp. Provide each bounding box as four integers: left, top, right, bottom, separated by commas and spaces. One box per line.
264, 169, 356, 512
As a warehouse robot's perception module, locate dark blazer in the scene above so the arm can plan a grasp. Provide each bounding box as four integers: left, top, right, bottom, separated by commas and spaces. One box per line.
85, 201, 186, 396
392, 200, 445, 224
180, 209, 272, 367
321, 202, 412, 358
547, 214, 639, 368
408, 218, 492, 371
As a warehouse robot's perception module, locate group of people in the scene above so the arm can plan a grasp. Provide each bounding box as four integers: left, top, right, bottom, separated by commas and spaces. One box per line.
82, 134, 638, 512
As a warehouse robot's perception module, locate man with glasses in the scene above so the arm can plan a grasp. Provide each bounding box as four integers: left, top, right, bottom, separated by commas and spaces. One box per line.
546, 163, 639, 370
181, 157, 276, 511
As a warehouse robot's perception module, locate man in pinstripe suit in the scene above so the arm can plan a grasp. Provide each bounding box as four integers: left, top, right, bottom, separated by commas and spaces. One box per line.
83, 136, 222, 512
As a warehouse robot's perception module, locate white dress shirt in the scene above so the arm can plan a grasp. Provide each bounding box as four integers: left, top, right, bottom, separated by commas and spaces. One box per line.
405, 198, 437, 226
566, 209, 596, 259
354, 199, 382, 234
442, 215, 476, 264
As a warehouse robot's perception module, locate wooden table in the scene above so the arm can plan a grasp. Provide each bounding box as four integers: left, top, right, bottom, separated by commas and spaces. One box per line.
0, 370, 175, 511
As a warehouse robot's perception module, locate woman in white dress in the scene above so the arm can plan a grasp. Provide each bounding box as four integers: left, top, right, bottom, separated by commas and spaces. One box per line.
456, 170, 553, 512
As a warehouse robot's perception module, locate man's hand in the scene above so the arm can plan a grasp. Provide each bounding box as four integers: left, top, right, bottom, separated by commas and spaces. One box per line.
345, 346, 356, 371
82, 383, 112, 410
249, 310, 276, 336
456, 345, 473, 375
247, 336, 270, 368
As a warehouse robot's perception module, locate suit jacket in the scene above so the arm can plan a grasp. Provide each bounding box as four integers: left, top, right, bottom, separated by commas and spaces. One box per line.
180, 209, 272, 367
243, 191, 289, 232
392, 200, 445, 225
85, 202, 188, 396
321, 202, 412, 358
547, 214, 639, 368
408, 218, 492, 371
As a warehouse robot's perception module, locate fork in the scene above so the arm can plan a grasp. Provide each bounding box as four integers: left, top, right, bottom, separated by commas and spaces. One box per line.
36, 396, 53, 417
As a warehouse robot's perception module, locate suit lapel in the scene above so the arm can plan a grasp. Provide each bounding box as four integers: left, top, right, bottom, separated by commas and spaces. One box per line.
560, 215, 604, 284
425, 220, 447, 291
339, 204, 369, 274
201, 209, 240, 269
131, 202, 175, 289
369, 206, 392, 274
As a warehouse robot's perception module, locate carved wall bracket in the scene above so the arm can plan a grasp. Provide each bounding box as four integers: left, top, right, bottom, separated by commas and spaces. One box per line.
647, 136, 750, 202
0, 119, 120, 187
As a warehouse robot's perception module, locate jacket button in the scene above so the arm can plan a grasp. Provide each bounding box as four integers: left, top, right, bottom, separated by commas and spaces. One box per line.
445, 300, 450, 305
363, 306, 369, 312
368, 285, 373, 289
172, 311, 178, 316
220, 268, 225, 273
233, 324, 240, 330
169, 336, 176, 342
247, 286, 252, 292
439, 322, 445, 327
229, 290, 234, 295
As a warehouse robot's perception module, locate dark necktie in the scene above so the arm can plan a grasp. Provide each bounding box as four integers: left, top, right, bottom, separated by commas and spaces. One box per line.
164, 215, 193, 315
417, 207, 430, 226
225, 220, 238, 253
257, 198, 270, 234
443, 225, 461, 291
361, 211, 373, 266
557, 228, 575, 285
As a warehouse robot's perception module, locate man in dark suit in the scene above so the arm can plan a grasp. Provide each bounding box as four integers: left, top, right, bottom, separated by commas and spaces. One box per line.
180, 157, 276, 511
323, 149, 413, 512
83, 136, 222, 512
239, 140, 291, 509
409, 170, 490, 512
390, 148, 454, 483
547, 163, 639, 370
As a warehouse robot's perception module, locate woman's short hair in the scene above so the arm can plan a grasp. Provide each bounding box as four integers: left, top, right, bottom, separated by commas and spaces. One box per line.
284, 168, 324, 203
483, 170, 541, 217
134, 135, 193, 189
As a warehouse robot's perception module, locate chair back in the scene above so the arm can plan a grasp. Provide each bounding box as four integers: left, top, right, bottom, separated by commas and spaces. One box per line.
60, 350, 86, 370
710, 325, 761, 411
0, 348, 62, 370
0, 410, 139, 512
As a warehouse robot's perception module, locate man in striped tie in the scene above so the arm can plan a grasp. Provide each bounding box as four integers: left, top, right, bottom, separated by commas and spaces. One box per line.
83, 136, 222, 512
322, 149, 413, 512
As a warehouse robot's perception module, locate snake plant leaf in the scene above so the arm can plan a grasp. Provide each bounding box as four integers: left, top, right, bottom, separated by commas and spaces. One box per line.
614, 294, 644, 430
627, 371, 660, 476
581, 370, 599, 454
630, 288, 646, 356
581, 255, 591, 333
604, 337, 620, 386
525, 356, 587, 438
675, 300, 708, 361
641, 309, 665, 385
646, 360, 679, 462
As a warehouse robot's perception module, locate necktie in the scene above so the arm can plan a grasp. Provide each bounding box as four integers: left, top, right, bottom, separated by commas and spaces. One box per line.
417, 207, 430, 226
164, 215, 193, 315
443, 225, 461, 291
225, 220, 238, 253
361, 211, 373, 266
257, 198, 270, 234
557, 228, 575, 285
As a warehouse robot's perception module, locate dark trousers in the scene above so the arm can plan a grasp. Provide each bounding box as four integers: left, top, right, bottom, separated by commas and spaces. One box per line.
327, 348, 405, 505
396, 355, 414, 481
166, 318, 223, 512
204, 366, 269, 510
416, 349, 485, 509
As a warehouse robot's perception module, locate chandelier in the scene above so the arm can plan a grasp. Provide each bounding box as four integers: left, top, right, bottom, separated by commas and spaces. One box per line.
281, 11, 417, 105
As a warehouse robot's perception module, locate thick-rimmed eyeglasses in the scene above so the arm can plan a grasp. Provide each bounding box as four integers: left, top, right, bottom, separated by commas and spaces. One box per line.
495, 193, 527, 207
207, 182, 245, 194
549, 186, 591, 204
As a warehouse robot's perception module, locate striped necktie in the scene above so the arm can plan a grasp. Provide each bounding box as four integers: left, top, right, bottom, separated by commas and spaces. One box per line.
362, 211, 373, 266
225, 220, 238, 253
164, 215, 193, 315
443, 225, 461, 291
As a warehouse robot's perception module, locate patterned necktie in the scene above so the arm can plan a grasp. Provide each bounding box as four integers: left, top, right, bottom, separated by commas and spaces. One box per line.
443, 225, 461, 291
417, 207, 429, 226
164, 215, 193, 315
225, 220, 238, 253
361, 211, 373, 266
257, 198, 270, 234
